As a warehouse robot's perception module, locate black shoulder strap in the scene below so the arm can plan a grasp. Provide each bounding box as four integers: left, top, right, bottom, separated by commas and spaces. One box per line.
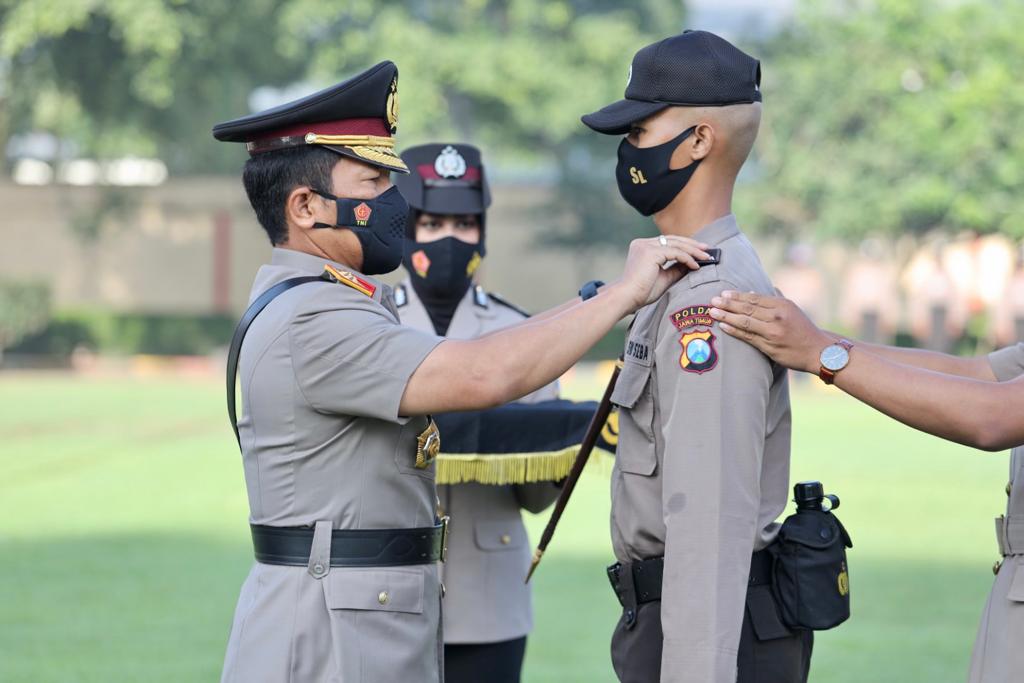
226, 275, 325, 447
488, 291, 531, 318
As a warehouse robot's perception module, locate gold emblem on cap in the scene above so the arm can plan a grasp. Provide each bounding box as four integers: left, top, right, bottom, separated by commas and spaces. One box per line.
386, 76, 399, 133
304, 132, 317, 144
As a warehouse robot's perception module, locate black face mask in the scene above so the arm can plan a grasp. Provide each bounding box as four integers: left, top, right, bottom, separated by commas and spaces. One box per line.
313, 185, 409, 275
615, 126, 702, 216
403, 236, 482, 301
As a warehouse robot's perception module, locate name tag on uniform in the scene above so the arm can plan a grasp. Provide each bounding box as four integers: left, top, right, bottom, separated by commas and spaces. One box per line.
624, 337, 652, 367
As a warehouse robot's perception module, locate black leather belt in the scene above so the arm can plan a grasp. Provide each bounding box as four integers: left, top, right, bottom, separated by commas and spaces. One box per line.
251, 520, 448, 567
608, 548, 773, 608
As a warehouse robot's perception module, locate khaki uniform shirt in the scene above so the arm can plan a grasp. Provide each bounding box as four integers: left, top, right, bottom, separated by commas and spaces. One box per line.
968, 342, 1024, 683
395, 279, 561, 644
221, 249, 445, 683
610, 215, 792, 683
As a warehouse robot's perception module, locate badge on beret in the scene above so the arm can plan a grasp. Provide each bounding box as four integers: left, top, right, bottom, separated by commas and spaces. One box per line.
411, 249, 431, 277
434, 145, 467, 179
387, 76, 399, 133
679, 329, 718, 374
626, 64, 633, 87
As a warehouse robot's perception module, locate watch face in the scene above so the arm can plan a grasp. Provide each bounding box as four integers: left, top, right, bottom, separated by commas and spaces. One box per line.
820, 344, 850, 372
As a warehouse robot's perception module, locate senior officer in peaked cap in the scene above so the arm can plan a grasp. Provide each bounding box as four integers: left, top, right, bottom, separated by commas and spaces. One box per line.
212, 61, 714, 683
392, 143, 560, 683
583, 32, 812, 683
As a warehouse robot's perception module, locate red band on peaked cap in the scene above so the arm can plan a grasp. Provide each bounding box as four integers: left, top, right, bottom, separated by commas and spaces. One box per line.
263, 117, 391, 140
416, 164, 481, 181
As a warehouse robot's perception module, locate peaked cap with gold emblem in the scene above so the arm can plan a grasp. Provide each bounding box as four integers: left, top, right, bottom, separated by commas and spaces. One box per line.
212, 61, 408, 173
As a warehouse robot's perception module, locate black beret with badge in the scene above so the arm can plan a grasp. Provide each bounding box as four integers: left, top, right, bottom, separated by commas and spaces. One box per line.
582, 30, 762, 135
212, 60, 408, 173
393, 143, 492, 217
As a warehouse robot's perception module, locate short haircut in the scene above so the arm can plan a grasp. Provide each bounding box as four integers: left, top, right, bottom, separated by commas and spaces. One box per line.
241, 146, 339, 245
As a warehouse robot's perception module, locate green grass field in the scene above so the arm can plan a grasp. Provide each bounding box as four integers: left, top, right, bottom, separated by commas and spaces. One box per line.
0, 370, 1010, 682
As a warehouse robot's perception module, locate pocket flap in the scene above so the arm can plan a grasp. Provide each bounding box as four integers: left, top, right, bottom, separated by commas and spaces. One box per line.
474, 520, 527, 551
1007, 560, 1024, 603
779, 512, 843, 550
611, 361, 652, 409
324, 566, 425, 614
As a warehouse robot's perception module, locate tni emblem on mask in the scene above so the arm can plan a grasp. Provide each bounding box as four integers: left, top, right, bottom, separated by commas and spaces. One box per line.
629, 167, 648, 185
679, 329, 718, 374
412, 249, 431, 277
353, 202, 372, 226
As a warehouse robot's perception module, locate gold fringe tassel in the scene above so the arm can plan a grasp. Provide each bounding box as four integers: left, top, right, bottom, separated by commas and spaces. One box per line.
435, 446, 615, 485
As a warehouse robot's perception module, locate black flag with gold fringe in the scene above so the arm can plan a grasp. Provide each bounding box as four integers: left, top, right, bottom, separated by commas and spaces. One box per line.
434, 399, 618, 485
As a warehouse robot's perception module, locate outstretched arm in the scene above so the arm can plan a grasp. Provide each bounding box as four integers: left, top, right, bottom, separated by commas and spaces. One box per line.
400, 236, 710, 415
709, 291, 1024, 451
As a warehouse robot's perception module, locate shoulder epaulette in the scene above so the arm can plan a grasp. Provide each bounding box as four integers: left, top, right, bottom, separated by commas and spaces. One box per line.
394, 284, 408, 307
472, 285, 489, 309
322, 264, 376, 297
488, 291, 531, 318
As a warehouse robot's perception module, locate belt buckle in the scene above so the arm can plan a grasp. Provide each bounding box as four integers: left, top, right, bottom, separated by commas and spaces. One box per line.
439, 516, 450, 563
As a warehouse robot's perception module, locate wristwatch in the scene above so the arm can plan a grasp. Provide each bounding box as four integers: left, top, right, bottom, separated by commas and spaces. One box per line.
579, 280, 605, 301
818, 339, 854, 385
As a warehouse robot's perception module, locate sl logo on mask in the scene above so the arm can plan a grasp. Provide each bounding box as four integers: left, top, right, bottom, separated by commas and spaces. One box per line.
629, 167, 648, 185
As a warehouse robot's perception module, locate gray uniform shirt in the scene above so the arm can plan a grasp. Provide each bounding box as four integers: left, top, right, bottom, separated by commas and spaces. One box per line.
221, 249, 445, 683
610, 215, 792, 683
395, 280, 561, 644
968, 343, 1024, 683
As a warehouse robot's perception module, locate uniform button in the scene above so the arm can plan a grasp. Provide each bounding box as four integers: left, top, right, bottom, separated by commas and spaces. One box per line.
500, 534, 511, 545
312, 563, 325, 575
993, 561, 1003, 576
378, 591, 390, 605
1008, 482, 1013, 496
441, 582, 446, 598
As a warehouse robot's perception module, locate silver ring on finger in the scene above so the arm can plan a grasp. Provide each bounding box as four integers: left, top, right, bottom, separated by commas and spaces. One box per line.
658, 235, 668, 247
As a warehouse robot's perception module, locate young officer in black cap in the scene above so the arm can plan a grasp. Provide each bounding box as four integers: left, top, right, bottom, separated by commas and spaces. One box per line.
212, 61, 713, 683
583, 31, 814, 683
392, 143, 560, 683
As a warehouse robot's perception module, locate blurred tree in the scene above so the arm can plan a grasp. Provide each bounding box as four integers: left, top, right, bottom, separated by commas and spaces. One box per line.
1, 0, 686, 259
0, 0, 310, 173
0, 280, 49, 362
739, 0, 1024, 240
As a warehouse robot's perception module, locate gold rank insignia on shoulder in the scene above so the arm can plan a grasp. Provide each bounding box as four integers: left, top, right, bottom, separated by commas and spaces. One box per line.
322, 264, 376, 297
415, 418, 441, 469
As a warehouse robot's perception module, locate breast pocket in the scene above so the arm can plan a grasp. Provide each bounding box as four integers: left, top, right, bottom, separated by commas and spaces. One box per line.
610, 361, 657, 476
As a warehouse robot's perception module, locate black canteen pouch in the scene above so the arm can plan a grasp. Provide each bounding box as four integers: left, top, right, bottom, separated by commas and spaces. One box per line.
769, 508, 853, 631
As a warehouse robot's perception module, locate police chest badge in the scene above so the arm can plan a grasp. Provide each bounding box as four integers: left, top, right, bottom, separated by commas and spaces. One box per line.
415, 418, 441, 469
669, 304, 719, 374
434, 145, 467, 179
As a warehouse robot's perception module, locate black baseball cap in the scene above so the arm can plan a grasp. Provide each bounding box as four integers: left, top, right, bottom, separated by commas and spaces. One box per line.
582, 30, 762, 135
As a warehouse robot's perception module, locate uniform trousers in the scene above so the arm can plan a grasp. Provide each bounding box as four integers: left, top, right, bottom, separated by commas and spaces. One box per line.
611, 597, 813, 683
444, 636, 527, 683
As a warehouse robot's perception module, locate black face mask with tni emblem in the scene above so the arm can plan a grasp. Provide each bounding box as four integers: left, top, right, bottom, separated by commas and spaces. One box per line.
614, 126, 702, 216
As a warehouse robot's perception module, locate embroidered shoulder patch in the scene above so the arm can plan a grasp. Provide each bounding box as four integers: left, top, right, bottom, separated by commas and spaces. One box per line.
669, 304, 718, 374
669, 304, 715, 331
679, 329, 718, 374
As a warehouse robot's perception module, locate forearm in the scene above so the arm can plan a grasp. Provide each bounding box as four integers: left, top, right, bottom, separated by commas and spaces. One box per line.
832, 351, 1024, 450
401, 283, 631, 414
837, 336, 995, 381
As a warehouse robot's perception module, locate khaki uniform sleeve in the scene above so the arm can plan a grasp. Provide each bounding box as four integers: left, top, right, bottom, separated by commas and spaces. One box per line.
655, 281, 773, 683
988, 343, 1024, 382
289, 293, 443, 423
